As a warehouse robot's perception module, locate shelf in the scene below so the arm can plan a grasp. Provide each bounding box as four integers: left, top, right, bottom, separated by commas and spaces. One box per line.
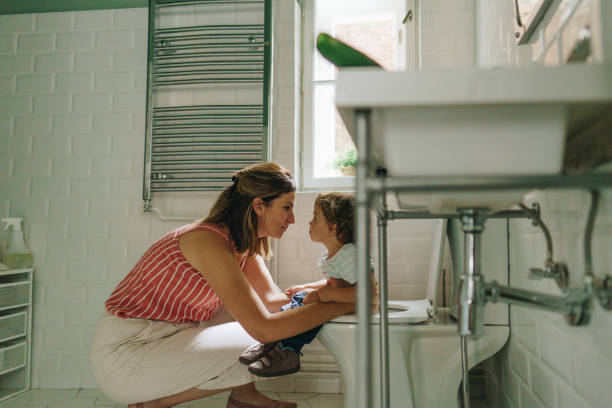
0, 268, 33, 277
0, 366, 28, 403
0, 269, 32, 403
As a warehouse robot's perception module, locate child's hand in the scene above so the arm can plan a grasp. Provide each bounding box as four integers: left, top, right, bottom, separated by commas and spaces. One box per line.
285, 284, 306, 296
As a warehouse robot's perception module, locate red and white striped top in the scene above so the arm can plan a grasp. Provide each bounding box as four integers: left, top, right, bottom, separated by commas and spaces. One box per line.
105, 222, 247, 323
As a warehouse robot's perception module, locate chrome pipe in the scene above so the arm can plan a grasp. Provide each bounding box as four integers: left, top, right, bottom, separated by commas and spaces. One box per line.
154, 104, 261, 111
156, 24, 263, 34
261, 0, 273, 163
366, 174, 612, 193
584, 190, 599, 282
154, 69, 264, 77
152, 177, 231, 183
153, 113, 262, 120
154, 78, 262, 86
152, 150, 262, 156
151, 159, 255, 165
155, 42, 265, 50
155, 50, 263, 59
152, 123, 262, 129
387, 210, 529, 220
152, 133, 262, 138
518, 203, 553, 260
156, 0, 264, 7
456, 209, 488, 338
151, 186, 232, 192
153, 141, 262, 147
377, 211, 390, 408
460, 336, 471, 408
142, 0, 157, 209
151, 168, 237, 174
156, 33, 263, 41
485, 282, 590, 324
155, 60, 262, 68
355, 110, 373, 408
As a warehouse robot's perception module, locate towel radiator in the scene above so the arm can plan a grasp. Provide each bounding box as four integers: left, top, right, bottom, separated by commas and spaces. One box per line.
143, 0, 273, 210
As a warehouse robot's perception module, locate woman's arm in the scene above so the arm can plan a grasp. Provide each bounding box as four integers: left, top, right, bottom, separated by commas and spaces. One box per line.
285, 279, 328, 296
242, 255, 290, 313
180, 230, 354, 344
304, 271, 379, 305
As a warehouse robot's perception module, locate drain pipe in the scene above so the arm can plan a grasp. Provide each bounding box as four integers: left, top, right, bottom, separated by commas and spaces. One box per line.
460, 336, 470, 408
456, 208, 489, 408
377, 209, 390, 408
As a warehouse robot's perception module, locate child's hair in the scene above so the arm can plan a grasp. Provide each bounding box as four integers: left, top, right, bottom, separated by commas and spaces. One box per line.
315, 192, 355, 244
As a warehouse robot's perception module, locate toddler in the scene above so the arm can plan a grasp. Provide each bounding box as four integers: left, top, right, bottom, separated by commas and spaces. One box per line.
239, 192, 377, 377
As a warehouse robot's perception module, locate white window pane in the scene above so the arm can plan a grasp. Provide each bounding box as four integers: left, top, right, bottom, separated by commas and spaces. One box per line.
314, 47, 337, 82
313, 83, 355, 179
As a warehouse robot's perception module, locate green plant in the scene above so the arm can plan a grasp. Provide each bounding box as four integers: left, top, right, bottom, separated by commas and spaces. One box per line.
329, 146, 357, 169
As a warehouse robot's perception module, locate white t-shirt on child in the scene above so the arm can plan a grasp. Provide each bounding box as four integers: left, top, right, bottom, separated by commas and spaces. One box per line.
317, 243, 374, 285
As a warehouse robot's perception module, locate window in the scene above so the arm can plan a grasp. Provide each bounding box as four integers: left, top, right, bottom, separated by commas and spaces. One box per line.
301, 0, 416, 189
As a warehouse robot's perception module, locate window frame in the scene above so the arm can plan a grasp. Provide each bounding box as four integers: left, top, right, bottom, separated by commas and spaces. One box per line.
300, 0, 417, 190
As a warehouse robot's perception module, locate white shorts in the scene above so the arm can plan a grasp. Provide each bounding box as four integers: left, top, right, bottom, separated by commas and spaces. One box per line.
89, 309, 259, 404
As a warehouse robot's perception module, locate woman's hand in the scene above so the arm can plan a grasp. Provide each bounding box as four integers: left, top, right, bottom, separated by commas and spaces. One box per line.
302, 289, 321, 304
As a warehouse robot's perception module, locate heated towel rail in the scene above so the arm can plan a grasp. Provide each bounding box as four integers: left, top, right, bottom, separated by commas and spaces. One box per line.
143, 0, 273, 209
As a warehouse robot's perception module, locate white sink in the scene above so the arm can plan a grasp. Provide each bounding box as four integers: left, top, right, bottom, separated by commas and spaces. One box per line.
336, 64, 612, 212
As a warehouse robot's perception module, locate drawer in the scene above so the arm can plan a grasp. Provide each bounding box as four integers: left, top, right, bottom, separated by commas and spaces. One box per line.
0, 341, 26, 375
0, 311, 27, 343
0, 282, 30, 311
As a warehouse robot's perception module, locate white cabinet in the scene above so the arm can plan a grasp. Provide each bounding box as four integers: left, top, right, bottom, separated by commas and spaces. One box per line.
0, 268, 33, 402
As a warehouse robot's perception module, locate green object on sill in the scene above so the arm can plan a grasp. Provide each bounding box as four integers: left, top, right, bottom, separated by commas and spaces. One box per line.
316, 33, 382, 68
329, 146, 358, 170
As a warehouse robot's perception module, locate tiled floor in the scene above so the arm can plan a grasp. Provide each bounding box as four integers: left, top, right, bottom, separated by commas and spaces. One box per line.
0, 390, 339, 408
1, 389, 487, 408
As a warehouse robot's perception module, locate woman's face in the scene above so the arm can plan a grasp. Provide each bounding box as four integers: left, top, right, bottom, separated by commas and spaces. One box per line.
256, 192, 296, 238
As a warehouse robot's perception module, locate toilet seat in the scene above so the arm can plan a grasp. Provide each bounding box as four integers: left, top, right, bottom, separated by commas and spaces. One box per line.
328, 299, 431, 324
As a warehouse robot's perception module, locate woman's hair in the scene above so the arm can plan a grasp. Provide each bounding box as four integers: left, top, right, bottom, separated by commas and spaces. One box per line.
203, 162, 296, 258
315, 192, 355, 244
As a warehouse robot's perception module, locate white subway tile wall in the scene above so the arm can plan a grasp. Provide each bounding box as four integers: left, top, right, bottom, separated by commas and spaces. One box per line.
420, 0, 475, 69
476, 4, 612, 407
0, 0, 471, 396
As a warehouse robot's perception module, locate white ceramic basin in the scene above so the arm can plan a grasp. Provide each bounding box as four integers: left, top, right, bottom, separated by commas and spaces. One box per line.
336, 64, 612, 213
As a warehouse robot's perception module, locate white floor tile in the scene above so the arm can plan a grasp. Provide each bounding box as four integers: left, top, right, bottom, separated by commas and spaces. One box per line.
304, 393, 343, 408
1, 389, 488, 408
49, 397, 96, 408
26, 389, 80, 406
0, 393, 30, 408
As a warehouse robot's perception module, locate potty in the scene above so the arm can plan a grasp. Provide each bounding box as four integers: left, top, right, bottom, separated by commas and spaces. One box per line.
318, 219, 510, 408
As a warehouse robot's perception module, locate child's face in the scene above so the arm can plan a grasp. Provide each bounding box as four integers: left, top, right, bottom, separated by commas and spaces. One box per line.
309, 204, 333, 243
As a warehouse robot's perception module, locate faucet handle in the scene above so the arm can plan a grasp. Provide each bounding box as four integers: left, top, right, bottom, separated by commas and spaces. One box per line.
529, 261, 569, 290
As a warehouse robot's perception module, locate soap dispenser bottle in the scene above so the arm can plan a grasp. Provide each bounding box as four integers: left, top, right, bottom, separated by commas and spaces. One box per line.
1, 218, 33, 270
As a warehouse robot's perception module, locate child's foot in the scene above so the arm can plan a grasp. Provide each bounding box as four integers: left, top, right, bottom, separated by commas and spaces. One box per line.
239, 342, 278, 365
247, 344, 300, 377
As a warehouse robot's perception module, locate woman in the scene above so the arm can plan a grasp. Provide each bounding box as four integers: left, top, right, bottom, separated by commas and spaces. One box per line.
89, 163, 354, 408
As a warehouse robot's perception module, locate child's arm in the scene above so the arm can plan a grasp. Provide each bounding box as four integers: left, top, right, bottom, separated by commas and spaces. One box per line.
304, 271, 378, 305
285, 279, 329, 296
